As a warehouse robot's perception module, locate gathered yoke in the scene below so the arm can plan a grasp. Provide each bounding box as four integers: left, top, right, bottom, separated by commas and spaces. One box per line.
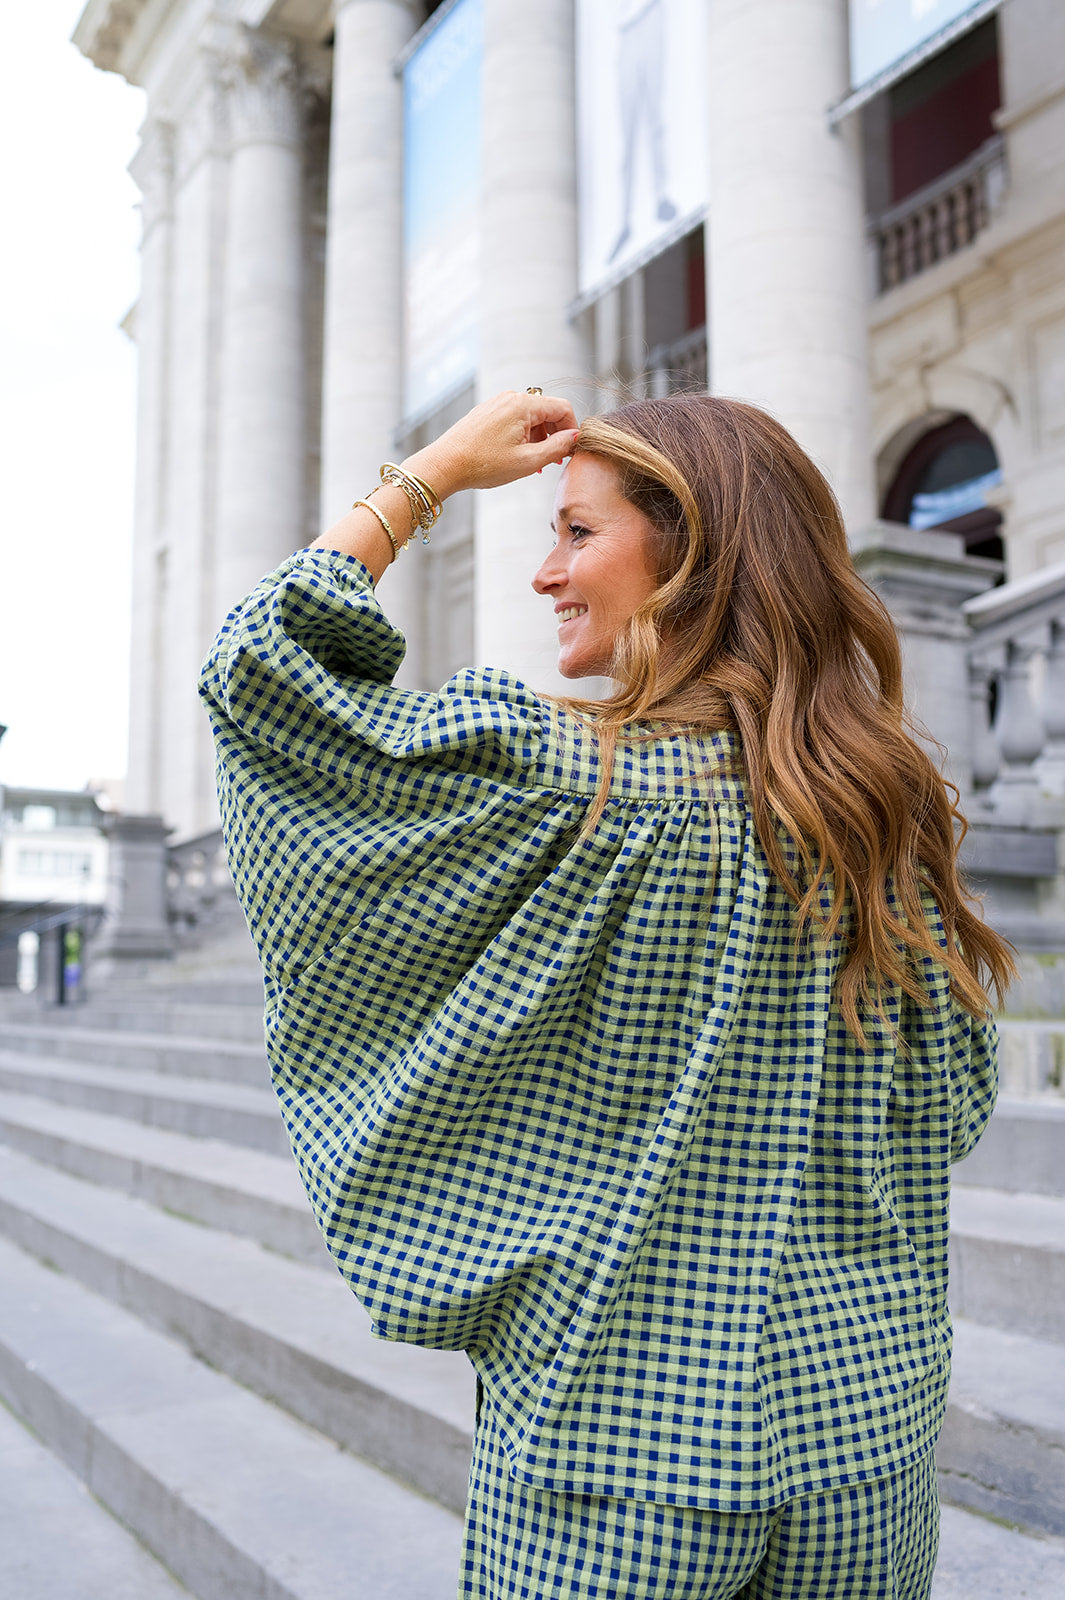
200, 548, 997, 1512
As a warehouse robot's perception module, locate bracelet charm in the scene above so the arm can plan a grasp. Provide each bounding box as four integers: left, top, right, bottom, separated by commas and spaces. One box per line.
379, 462, 442, 545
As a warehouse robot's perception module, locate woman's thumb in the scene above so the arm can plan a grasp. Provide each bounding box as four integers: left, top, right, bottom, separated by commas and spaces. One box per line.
532, 429, 579, 472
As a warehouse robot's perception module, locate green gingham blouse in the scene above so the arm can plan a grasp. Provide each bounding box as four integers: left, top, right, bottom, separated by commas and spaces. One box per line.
200, 548, 998, 1512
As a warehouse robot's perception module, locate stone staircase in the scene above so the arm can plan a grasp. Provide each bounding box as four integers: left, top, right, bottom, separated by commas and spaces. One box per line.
0, 978, 472, 1599
0, 977, 1063, 1598
939, 1025, 1065, 1544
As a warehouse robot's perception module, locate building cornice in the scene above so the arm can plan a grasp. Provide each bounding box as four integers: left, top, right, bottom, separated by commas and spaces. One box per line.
72, 0, 153, 75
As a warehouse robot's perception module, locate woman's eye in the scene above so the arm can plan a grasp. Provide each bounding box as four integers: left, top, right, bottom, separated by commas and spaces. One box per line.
569, 523, 592, 543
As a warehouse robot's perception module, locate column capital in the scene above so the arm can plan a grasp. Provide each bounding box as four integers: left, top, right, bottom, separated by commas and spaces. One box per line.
215, 24, 303, 149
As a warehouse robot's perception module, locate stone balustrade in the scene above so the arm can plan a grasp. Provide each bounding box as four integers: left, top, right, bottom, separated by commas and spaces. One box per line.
166, 829, 241, 947
964, 561, 1065, 822
870, 135, 1008, 292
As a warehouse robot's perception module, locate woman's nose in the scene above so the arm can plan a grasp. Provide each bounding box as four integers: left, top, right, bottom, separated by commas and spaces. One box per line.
531, 554, 564, 595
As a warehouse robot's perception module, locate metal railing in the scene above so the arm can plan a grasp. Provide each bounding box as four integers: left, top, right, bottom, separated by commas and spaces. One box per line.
870, 136, 1008, 293
0, 899, 101, 949
643, 326, 708, 398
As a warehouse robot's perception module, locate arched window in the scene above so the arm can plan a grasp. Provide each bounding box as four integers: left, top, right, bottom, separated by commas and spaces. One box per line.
881, 416, 1004, 562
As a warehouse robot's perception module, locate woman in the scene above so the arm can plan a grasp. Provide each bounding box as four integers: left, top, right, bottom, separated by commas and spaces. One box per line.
200, 389, 1013, 1599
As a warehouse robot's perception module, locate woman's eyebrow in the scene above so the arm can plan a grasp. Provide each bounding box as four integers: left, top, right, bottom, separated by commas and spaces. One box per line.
553, 504, 587, 528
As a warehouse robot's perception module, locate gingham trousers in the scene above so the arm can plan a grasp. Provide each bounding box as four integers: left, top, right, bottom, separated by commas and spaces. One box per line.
461, 1394, 939, 1600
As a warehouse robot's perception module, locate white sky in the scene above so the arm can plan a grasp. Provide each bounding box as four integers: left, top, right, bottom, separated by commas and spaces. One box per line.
0, 2, 145, 792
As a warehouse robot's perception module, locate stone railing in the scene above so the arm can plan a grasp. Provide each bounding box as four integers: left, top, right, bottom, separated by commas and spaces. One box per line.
644, 326, 707, 398
964, 561, 1065, 824
166, 828, 241, 946
852, 524, 1065, 952
870, 135, 1008, 293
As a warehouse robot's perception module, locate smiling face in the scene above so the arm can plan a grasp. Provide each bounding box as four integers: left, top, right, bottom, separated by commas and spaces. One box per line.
532, 453, 660, 680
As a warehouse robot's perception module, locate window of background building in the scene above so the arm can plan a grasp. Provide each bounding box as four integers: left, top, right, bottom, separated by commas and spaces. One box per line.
16, 849, 94, 879
642, 226, 706, 396
20, 806, 57, 831
888, 18, 1001, 204
862, 18, 1004, 291
881, 415, 1004, 564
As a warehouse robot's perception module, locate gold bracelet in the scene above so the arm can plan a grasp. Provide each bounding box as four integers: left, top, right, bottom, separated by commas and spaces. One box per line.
379, 465, 436, 541
380, 462, 442, 544
352, 496, 403, 559
379, 470, 429, 542
403, 467, 443, 523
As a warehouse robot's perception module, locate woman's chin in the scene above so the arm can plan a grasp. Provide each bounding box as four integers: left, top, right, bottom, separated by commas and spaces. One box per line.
558, 654, 609, 682
557, 653, 589, 680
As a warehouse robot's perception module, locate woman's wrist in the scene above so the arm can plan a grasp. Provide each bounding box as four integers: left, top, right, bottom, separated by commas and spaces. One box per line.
400, 445, 463, 505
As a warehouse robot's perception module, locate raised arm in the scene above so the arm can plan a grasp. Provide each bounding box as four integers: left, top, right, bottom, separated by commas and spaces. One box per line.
310, 389, 580, 582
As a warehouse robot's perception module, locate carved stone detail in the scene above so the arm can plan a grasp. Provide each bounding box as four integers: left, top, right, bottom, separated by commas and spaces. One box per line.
172, 53, 228, 186
128, 117, 175, 233
219, 26, 302, 150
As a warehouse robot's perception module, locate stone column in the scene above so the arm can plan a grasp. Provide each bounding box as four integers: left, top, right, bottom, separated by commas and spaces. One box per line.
125, 118, 174, 817
159, 49, 229, 842
320, 0, 422, 676
475, 0, 589, 690
214, 26, 306, 621
705, 0, 875, 532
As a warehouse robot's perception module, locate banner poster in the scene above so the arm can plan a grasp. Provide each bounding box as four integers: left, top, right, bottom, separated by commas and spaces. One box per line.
849, 0, 990, 92
403, 0, 483, 420
576, 0, 708, 300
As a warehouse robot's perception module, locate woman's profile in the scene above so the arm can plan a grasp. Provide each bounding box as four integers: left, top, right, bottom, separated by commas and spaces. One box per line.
201, 388, 1014, 1599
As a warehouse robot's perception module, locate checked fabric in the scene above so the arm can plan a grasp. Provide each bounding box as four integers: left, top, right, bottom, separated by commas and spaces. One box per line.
462, 1392, 940, 1599
200, 548, 998, 1513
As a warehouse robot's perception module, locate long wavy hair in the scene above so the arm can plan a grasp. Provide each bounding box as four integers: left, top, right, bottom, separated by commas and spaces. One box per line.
565, 395, 1015, 1041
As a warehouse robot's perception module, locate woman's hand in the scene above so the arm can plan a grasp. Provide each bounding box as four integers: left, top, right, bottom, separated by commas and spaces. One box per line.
309, 391, 580, 583
402, 390, 580, 502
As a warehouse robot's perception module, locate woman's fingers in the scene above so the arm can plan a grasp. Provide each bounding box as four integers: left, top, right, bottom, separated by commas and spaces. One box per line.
525, 393, 579, 437
409, 392, 581, 497
527, 428, 580, 471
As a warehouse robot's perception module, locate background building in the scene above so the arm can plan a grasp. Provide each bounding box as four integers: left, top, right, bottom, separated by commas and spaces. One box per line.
0, 784, 109, 990
0, 786, 109, 911
71, 0, 1065, 928
0, 8, 1059, 1588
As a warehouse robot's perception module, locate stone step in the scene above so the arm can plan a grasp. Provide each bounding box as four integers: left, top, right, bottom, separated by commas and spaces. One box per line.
995, 1019, 1065, 1099
102, 976, 266, 1008
0, 998, 266, 1043
0, 1397, 192, 1599
949, 1185, 1065, 1345
938, 1318, 1065, 1537
0, 1234, 463, 1600
0, 1092, 325, 1266
0, 1020, 268, 1085
2, 1135, 1060, 1537
0, 1144, 475, 1513
953, 1097, 1065, 1196
0, 1050, 286, 1154
3, 1394, 1064, 1600
932, 1504, 1065, 1599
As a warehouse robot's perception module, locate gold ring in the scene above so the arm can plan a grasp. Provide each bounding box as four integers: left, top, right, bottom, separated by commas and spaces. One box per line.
525, 386, 543, 395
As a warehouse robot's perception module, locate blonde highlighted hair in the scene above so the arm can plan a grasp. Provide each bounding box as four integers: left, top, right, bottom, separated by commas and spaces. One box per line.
563, 395, 1015, 1042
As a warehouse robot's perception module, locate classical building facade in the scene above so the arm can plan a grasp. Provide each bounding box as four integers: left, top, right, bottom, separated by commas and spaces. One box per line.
74, 0, 1065, 879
